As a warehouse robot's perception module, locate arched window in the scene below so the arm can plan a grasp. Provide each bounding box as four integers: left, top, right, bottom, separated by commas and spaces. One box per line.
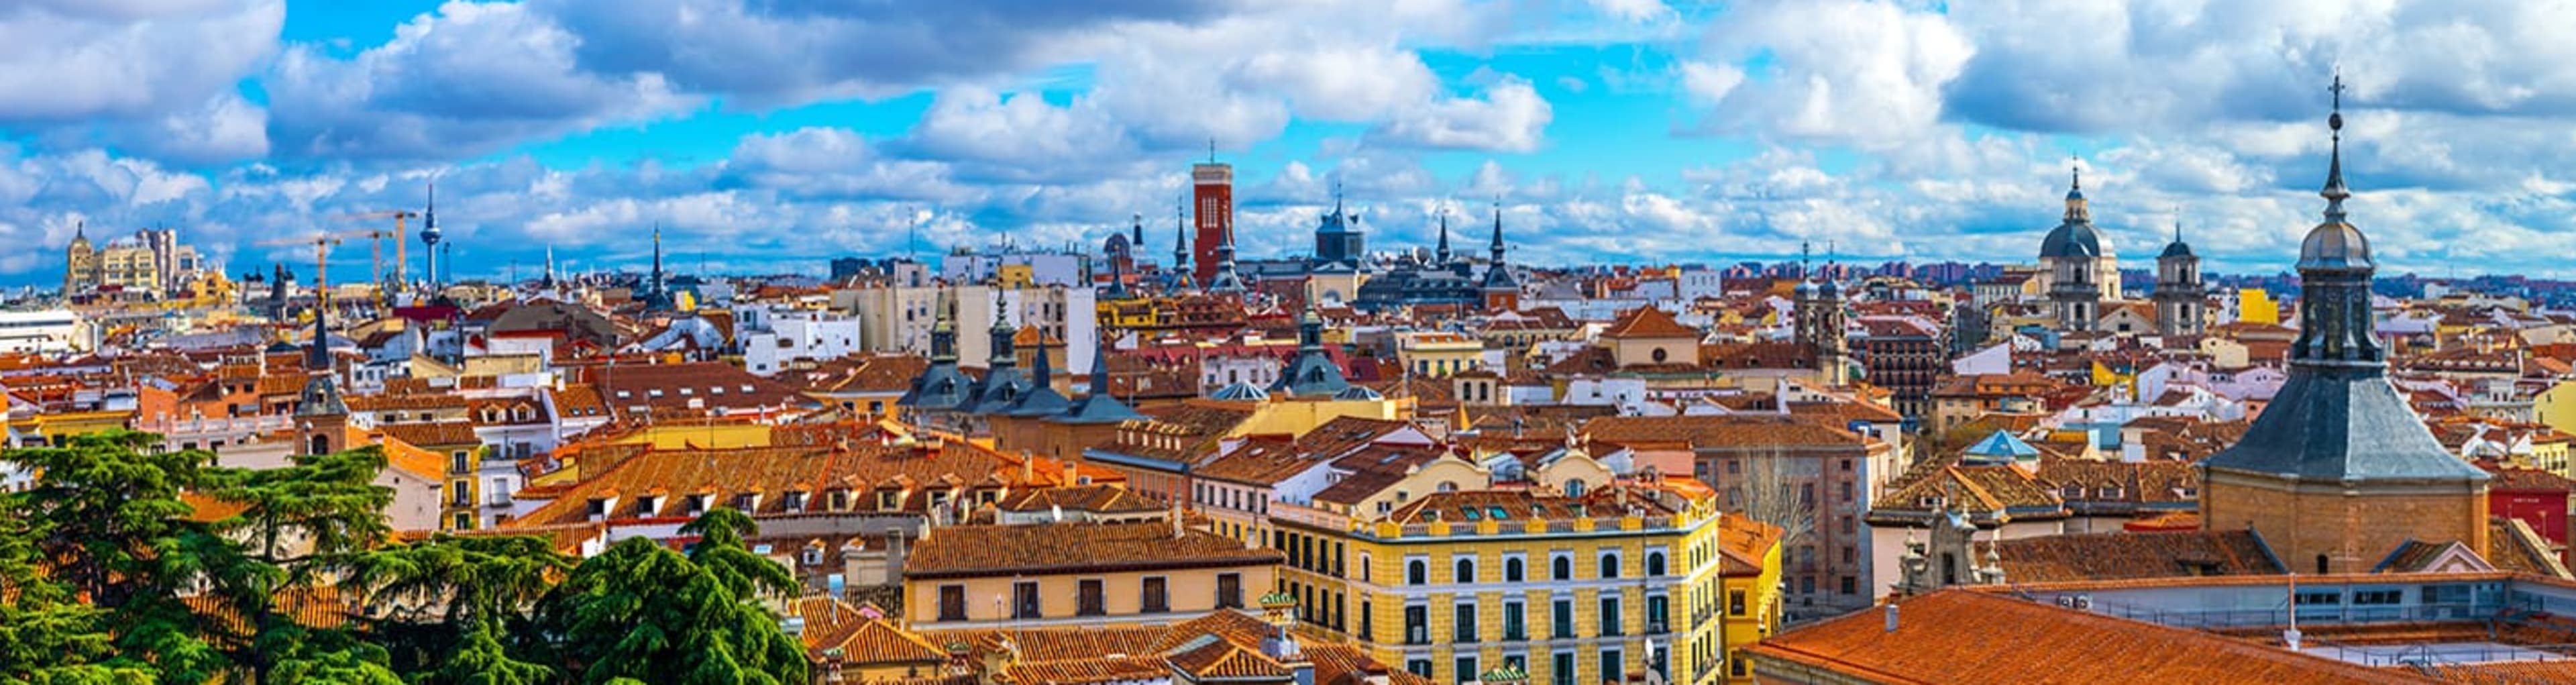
1599, 552, 1621, 580
1505, 558, 1525, 582
1552, 556, 1572, 580
1646, 551, 1667, 577
1408, 560, 1428, 586
309, 434, 331, 456
1455, 558, 1476, 584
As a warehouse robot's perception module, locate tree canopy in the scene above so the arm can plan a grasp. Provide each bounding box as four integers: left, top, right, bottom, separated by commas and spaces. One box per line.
0, 430, 808, 685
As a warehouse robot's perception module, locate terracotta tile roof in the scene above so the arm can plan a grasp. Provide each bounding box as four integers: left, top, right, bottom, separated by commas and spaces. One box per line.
1004, 655, 1169, 685
379, 420, 482, 447
788, 597, 947, 666
592, 361, 817, 415
905, 521, 1280, 578
508, 440, 1053, 527
1747, 590, 2441, 684
995, 484, 1160, 515
549, 384, 611, 419
1601, 307, 1698, 339
1983, 530, 2283, 583
2488, 517, 2574, 579
1197, 435, 1324, 486
1717, 514, 1783, 576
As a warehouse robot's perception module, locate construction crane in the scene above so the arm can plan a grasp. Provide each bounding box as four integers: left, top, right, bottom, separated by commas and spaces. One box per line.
256, 233, 345, 313
333, 209, 419, 291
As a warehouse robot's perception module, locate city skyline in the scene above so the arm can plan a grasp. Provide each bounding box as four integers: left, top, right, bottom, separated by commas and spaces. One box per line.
5, 1, 2576, 287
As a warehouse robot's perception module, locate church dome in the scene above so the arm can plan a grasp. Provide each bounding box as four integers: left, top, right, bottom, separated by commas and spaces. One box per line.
2298, 221, 2371, 270
2039, 219, 2109, 259
2159, 239, 2194, 259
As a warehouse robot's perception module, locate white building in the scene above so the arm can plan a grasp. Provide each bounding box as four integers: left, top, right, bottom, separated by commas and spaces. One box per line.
0, 309, 88, 354
737, 307, 864, 376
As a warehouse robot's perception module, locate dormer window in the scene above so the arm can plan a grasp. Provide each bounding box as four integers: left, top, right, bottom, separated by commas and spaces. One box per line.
647, 389, 663, 398
1919, 495, 1944, 509
828, 490, 849, 511
879, 490, 902, 509
637, 495, 663, 515
678, 387, 693, 396
684, 494, 709, 517
2062, 485, 2083, 499
802, 547, 825, 566
2100, 486, 2123, 500
784, 491, 808, 513
732, 492, 759, 512
586, 496, 613, 519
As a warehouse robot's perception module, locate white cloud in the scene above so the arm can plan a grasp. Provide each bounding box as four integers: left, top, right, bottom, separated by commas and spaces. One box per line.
1693, 0, 1974, 142
1375, 75, 1554, 152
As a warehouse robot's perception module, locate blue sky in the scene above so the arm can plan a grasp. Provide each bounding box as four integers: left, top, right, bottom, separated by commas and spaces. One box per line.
5, 0, 2576, 286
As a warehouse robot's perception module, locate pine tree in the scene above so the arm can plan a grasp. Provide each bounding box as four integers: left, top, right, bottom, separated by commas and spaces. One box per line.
533, 509, 808, 685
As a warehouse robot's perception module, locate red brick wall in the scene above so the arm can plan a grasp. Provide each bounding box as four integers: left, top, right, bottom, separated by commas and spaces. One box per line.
2204, 480, 2487, 574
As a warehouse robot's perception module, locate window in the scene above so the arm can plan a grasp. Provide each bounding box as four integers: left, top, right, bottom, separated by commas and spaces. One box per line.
1599, 552, 1621, 579
1405, 606, 1430, 645
1729, 650, 1747, 678
1360, 600, 1374, 640
1361, 553, 1374, 582
1455, 557, 1477, 584
1727, 590, 1746, 616
450, 450, 471, 474
1553, 653, 1576, 685
1504, 601, 1526, 641
1142, 577, 1170, 613
2296, 591, 2342, 606
1078, 579, 1106, 616
1646, 596, 1668, 633
1505, 557, 1525, 582
1552, 555, 1572, 580
1599, 649, 1623, 680
1407, 660, 1433, 679
1454, 602, 1479, 643
1456, 657, 1479, 685
1598, 596, 1622, 636
1646, 551, 1666, 576
1552, 598, 1574, 638
1409, 559, 1430, 585
1217, 573, 1242, 609
2353, 590, 2402, 606
938, 585, 967, 621
1013, 581, 1042, 619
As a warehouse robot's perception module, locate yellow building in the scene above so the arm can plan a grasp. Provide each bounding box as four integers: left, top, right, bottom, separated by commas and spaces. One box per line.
1267, 480, 1766, 685
2236, 288, 2281, 325
1710, 516, 1783, 684
1399, 331, 1487, 378
902, 520, 1282, 629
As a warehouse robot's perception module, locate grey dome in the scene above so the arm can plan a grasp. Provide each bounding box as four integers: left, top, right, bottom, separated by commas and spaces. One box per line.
2159, 240, 2194, 259
2298, 221, 2371, 270
2040, 219, 2110, 259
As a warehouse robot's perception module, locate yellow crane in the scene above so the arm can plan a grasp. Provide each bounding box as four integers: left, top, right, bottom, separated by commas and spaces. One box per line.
333, 209, 420, 290
256, 233, 345, 311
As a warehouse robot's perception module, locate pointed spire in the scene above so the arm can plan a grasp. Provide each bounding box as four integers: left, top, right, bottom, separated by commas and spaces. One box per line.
72, 220, 85, 241
930, 288, 957, 362
1489, 199, 1506, 254
2322, 70, 2351, 223
1434, 210, 1452, 264
989, 289, 1017, 368
2063, 156, 2091, 222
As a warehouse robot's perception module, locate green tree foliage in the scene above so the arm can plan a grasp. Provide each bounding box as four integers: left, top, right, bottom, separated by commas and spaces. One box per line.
6, 433, 810, 685
535, 509, 807, 685
350, 534, 572, 684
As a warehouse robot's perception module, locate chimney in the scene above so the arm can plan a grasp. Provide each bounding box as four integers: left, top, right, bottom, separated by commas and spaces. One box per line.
1884, 602, 1899, 633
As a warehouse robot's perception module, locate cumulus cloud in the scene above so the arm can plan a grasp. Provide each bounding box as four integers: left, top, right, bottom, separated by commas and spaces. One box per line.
266, 1, 693, 161
0, 0, 281, 164
1691, 0, 1974, 142
1373, 74, 1554, 152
